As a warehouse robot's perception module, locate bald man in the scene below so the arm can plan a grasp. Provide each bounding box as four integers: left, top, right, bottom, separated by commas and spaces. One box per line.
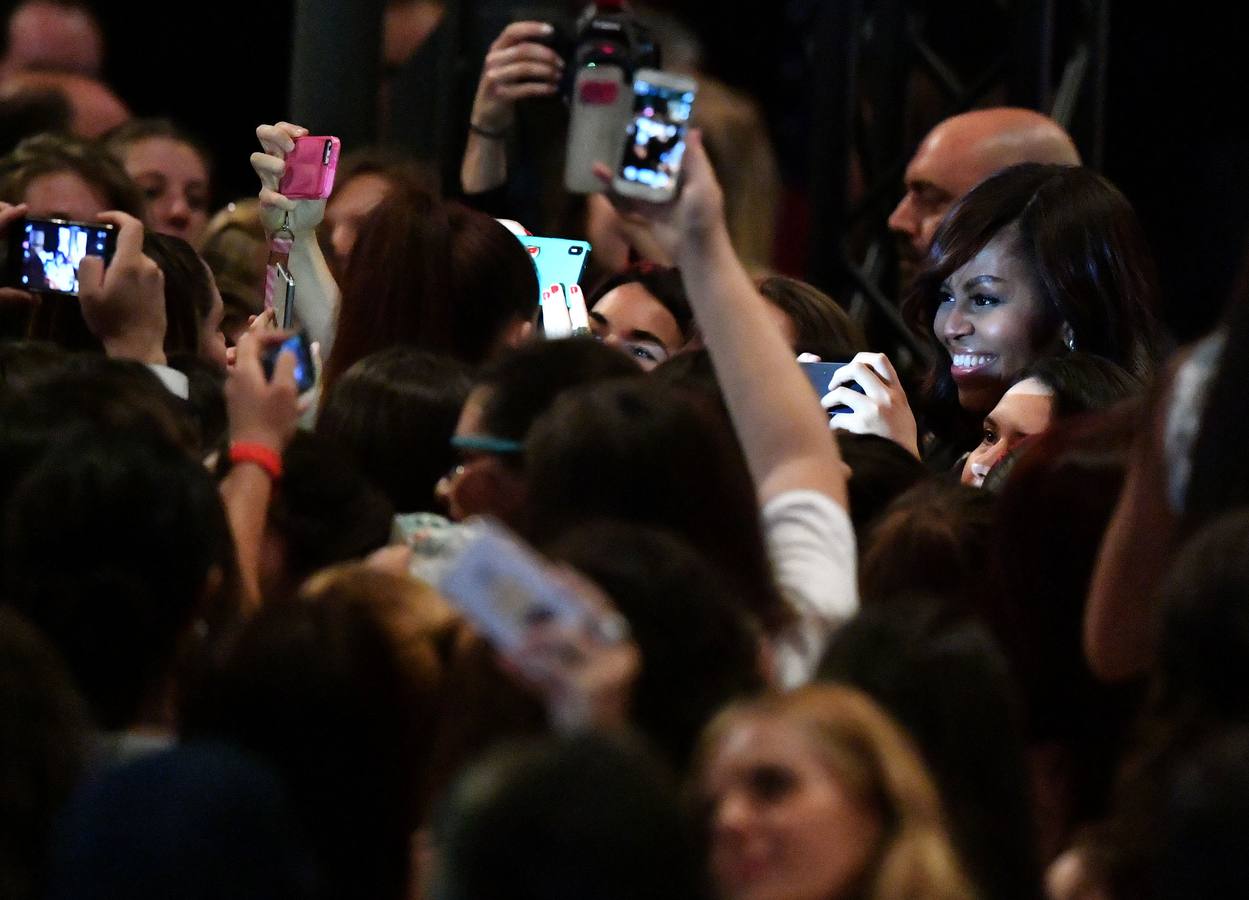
888, 107, 1080, 265
1, 0, 103, 78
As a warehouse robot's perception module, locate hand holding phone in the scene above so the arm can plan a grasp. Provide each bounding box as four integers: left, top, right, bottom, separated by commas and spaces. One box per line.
8, 216, 116, 297
277, 136, 341, 201
821, 352, 921, 457
799, 361, 863, 415
76, 212, 165, 365
611, 70, 697, 203
251, 123, 329, 236
261, 331, 317, 393
224, 331, 302, 454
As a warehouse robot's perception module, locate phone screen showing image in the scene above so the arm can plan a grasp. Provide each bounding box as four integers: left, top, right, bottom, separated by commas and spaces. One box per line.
18, 219, 113, 296
262, 332, 316, 393
617, 78, 694, 194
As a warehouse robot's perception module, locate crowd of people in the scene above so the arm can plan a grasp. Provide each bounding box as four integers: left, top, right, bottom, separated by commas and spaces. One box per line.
3, 2, 1248, 899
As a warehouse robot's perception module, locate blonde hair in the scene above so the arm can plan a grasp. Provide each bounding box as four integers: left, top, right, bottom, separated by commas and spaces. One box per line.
699, 684, 977, 900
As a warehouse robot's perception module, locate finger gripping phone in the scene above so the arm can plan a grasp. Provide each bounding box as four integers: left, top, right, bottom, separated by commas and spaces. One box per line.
611, 69, 697, 203
261, 331, 316, 393
799, 361, 864, 416
278, 136, 341, 200
6, 217, 115, 297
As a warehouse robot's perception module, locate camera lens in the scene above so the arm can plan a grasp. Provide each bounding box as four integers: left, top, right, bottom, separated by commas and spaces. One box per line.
569, 246, 583, 254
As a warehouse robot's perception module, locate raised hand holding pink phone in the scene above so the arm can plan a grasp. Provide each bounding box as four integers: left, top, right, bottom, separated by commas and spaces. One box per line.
250, 122, 327, 235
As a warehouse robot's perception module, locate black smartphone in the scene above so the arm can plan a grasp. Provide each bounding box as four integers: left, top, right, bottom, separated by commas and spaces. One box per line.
262, 331, 316, 393
799, 361, 864, 416
6, 217, 116, 297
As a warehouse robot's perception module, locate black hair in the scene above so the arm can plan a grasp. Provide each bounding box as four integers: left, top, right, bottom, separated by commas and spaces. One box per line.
545, 522, 765, 770
859, 480, 1000, 623
525, 378, 791, 633
757, 274, 867, 359
1016, 352, 1144, 420
0, 608, 89, 900
0, 356, 202, 520
834, 432, 929, 538
1155, 728, 1249, 900
590, 263, 696, 343
142, 230, 214, 357
474, 336, 643, 464
316, 347, 473, 513
432, 733, 709, 900
3, 429, 239, 730
258, 432, 395, 598
181, 595, 425, 900
166, 350, 227, 456
818, 595, 1044, 900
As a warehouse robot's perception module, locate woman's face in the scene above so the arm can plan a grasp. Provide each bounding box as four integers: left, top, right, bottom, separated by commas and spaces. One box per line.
702, 715, 883, 900
199, 261, 229, 372
932, 228, 1059, 413
123, 137, 211, 246
961, 377, 1054, 487
23, 169, 108, 221
325, 172, 392, 274
589, 282, 684, 370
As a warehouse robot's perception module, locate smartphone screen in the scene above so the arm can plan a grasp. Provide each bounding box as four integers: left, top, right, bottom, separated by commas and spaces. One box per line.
438, 519, 592, 653
15, 219, 113, 296
262, 332, 316, 393
799, 361, 862, 415
616, 76, 695, 195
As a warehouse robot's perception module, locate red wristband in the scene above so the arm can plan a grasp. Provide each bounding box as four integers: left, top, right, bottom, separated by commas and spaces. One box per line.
228, 441, 283, 481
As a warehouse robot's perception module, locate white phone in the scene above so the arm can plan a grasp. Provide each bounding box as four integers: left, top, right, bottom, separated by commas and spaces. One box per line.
611, 69, 697, 203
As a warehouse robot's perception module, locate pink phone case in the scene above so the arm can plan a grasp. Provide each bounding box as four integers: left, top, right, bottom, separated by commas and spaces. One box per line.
278, 136, 341, 200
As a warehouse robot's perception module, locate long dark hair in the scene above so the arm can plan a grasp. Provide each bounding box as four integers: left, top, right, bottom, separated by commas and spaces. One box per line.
322, 188, 538, 392
524, 379, 792, 634
903, 164, 1164, 440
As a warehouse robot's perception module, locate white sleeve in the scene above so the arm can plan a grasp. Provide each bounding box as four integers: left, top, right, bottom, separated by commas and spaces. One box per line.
146, 363, 189, 400
762, 489, 858, 690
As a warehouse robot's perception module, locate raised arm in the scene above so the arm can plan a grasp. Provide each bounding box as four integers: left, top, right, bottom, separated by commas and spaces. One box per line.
603, 134, 854, 687
607, 132, 848, 508
460, 22, 563, 195
250, 122, 340, 356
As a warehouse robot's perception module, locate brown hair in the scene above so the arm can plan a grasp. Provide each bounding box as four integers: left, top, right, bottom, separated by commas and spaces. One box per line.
322, 188, 539, 393
758, 274, 867, 359
698, 684, 976, 900
0, 132, 144, 216
299, 564, 545, 822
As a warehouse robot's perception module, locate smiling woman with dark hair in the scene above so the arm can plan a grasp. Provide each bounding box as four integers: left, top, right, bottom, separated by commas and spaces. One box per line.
828, 164, 1164, 462
903, 163, 1163, 447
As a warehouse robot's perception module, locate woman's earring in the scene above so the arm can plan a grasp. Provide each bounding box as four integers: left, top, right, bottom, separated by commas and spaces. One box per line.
1062, 323, 1076, 352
